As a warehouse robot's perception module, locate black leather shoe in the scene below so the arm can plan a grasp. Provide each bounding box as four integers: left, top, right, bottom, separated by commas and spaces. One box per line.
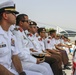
64, 66, 71, 70
67, 63, 72, 66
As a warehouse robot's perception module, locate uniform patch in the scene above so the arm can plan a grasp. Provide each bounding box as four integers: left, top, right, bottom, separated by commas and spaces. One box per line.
0, 44, 6, 48
0, 42, 6, 48
18, 27, 23, 32
27, 34, 32, 37
2, 44, 6, 47
11, 38, 15, 46
47, 40, 50, 43
38, 38, 42, 41
14, 28, 18, 31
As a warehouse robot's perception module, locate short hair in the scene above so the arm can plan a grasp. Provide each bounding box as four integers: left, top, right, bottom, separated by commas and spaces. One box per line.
0, 13, 3, 20
49, 29, 56, 35
64, 36, 68, 39
16, 14, 28, 25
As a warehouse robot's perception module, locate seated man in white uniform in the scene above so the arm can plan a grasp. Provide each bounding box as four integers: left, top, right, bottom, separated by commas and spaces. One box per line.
55, 35, 70, 55
45, 29, 70, 70
0, 0, 43, 75
13, 14, 53, 75
0, 0, 26, 75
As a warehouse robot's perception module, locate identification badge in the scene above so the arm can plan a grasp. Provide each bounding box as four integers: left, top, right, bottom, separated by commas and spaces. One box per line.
0, 44, 6, 48
11, 38, 15, 46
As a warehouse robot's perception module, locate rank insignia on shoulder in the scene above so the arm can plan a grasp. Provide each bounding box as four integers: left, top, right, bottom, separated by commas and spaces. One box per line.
11, 38, 15, 46
38, 38, 42, 41
28, 34, 32, 37
14, 28, 18, 31
18, 27, 23, 32
47, 40, 50, 43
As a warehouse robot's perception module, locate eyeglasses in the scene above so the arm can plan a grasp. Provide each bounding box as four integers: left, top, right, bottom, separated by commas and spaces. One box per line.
21, 20, 29, 23
5, 11, 16, 15
32, 26, 37, 28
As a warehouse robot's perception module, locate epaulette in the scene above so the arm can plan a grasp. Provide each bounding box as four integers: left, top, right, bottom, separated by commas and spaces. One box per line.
14, 28, 18, 31
27, 33, 32, 37
14, 27, 23, 32
38, 38, 42, 41
18, 27, 23, 32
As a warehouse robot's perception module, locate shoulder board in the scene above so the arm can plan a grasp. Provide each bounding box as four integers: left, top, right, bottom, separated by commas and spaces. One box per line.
14, 27, 23, 32
27, 34, 32, 37
14, 28, 18, 31
38, 38, 42, 41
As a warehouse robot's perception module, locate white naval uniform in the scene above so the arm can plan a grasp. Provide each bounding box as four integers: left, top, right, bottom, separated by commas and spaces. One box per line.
60, 39, 70, 54
28, 33, 42, 53
0, 26, 19, 75
45, 36, 56, 50
37, 36, 46, 51
27, 33, 53, 75
13, 27, 53, 75
55, 39, 61, 45
45, 36, 70, 54
10, 25, 43, 75
0, 25, 42, 75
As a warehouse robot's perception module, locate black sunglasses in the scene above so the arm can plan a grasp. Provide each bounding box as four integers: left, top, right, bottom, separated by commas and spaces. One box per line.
5, 11, 16, 15
21, 20, 29, 23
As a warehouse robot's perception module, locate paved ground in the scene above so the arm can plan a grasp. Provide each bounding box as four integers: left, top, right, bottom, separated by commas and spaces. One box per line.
64, 54, 72, 75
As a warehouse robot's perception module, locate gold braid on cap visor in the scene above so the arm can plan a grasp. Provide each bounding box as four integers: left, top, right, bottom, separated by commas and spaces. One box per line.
4, 8, 15, 11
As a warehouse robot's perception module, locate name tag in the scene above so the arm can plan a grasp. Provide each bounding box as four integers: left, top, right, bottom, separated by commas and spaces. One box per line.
0, 44, 6, 48
11, 39, 15, 46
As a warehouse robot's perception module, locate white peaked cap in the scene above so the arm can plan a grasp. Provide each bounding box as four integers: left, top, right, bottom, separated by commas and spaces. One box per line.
0, 0, 14, 9
0, 0, 19, 14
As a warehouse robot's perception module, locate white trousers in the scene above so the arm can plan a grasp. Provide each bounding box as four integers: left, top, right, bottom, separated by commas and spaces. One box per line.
22, 62, 54, 75
24, 70, 43, 75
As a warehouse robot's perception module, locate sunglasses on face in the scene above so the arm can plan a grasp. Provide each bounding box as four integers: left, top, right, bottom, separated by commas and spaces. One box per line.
32, 26, 37, 28
5, 11, 17, 15
21, 20, 29, 23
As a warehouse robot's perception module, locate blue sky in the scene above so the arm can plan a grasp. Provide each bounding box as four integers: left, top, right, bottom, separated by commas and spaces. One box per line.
13, 0, 76, 31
